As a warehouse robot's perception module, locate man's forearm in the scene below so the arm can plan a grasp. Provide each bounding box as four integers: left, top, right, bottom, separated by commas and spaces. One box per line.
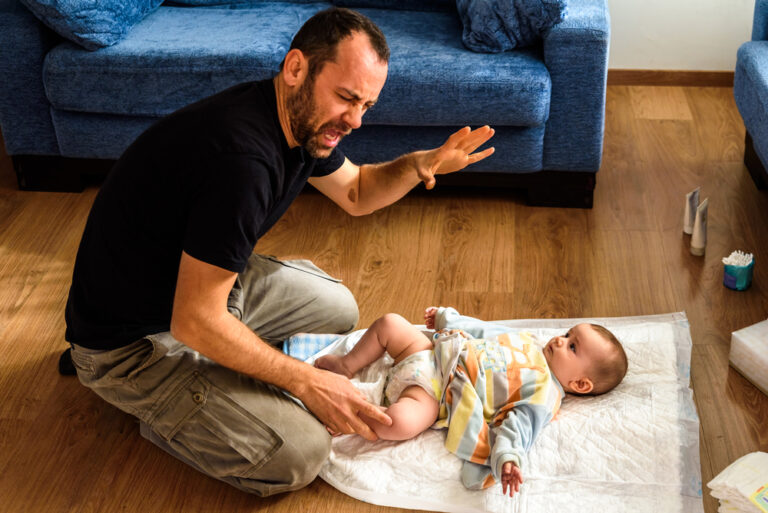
355, 150, 430, 214
172, 308, 313, 397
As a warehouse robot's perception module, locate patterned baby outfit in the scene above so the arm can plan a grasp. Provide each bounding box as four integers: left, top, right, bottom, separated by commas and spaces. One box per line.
429, 307, 564, 490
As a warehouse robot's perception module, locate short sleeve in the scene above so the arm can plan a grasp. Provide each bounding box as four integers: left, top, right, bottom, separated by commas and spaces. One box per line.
312, 147, 345, 177
183, 154, 271, 273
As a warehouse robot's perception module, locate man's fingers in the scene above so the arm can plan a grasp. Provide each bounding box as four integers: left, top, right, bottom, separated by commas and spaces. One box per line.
350, 418, 379, 441
468, 146, 495, 164
329, 412, 378, 441
360, 401, 393, 426
458, 126, 495, 153
446, 126, 471, 146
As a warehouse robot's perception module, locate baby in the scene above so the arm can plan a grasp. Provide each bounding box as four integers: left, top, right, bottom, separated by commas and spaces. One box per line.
314, 306, 628, 497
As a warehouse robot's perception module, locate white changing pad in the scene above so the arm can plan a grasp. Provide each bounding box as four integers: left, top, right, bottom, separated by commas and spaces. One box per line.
305, 312, 703, 513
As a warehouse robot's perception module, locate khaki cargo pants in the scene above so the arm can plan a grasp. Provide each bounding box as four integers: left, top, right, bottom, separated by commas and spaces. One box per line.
70, 254, 358, 496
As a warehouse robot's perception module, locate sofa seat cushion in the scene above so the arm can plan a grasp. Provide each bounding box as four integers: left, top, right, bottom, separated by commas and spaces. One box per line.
43, 4, 551, 127
50, 108, 545, 172
735, 41, 768, 164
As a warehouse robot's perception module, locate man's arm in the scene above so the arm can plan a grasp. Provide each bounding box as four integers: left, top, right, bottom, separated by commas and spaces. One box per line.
170, 251, 391, 440
309, 126, 494, 216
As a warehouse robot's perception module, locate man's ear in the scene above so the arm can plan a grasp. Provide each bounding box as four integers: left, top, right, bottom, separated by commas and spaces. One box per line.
281, 49, 307, 87
569, 377, 594, 394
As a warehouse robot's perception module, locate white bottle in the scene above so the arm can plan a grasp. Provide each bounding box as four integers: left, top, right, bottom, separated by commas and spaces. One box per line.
690, 198, 708, 256
683, 187, 700, 235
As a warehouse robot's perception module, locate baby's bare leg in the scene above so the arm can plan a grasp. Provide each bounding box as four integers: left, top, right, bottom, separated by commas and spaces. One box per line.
316, 313, 432, 377
359, 386, 439, 441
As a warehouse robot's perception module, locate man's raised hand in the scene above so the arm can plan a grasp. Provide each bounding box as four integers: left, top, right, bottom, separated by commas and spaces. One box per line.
415, 125, 495, 189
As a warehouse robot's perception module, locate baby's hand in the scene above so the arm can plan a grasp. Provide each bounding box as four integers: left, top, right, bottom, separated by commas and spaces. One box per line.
501, 462, 523, 498
424, 307, 438, 330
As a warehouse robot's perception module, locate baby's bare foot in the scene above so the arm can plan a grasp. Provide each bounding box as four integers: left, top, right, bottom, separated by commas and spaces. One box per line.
314, 354, 354, 378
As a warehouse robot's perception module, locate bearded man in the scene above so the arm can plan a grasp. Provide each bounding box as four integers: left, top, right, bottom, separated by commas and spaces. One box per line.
64, 7, 494, 496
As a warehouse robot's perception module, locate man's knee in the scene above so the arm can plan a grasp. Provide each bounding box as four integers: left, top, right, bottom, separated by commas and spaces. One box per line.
320, 284, 359, 334
238, 255, 360, 338
279, 426, 331, 489
239, 419, 331, 495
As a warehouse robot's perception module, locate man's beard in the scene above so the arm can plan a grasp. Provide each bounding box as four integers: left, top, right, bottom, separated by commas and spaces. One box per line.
286, 74, 349, 158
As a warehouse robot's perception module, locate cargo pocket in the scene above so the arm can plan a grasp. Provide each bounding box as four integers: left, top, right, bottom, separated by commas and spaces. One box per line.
126, 335, 169, 381
147, 371, 283, 480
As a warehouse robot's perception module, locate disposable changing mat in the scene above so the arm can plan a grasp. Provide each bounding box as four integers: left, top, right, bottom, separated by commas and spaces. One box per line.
305, 312, 703, 513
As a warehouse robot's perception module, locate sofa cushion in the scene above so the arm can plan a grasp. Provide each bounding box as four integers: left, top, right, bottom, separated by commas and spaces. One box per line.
43, 4, 551, 127
164, 0, 322, 5
334, 0, 454, 11
50, 108, 546, 171
20, 0, 162, 50
457, 0, 567, 52
167, 0, 454, 9
735, 41, 768, 167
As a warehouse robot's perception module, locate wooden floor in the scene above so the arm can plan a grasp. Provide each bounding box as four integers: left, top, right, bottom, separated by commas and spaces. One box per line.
1, 86, 767, 513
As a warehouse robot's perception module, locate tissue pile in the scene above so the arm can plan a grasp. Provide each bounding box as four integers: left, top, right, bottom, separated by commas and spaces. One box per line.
708, 452, 768, 512
723, 251, 754, 266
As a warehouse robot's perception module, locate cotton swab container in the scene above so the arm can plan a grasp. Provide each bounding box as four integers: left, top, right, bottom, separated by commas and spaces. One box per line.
723, 251, 754, 291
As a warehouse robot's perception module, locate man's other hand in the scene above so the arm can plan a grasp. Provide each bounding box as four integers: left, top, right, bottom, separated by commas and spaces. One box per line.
299, 366, 392, 441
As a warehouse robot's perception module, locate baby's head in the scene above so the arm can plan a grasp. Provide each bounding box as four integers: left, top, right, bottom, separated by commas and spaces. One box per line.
543, 323, 627, 395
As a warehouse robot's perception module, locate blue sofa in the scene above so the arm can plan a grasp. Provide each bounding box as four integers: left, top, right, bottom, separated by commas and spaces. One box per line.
735, 0, 768, 190
0, 0, 610, 207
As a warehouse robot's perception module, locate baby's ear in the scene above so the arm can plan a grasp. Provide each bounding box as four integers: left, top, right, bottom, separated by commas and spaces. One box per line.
569, 377, 594, 395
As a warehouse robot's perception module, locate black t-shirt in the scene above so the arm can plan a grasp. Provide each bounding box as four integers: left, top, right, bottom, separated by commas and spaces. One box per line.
65, 79, 344, 350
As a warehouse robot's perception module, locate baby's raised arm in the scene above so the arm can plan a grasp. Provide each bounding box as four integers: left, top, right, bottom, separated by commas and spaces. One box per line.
427, 306, 513, 338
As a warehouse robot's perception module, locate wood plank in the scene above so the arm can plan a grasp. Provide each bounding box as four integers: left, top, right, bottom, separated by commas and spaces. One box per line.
629, 85, 694, 120
608, 70, 734, 87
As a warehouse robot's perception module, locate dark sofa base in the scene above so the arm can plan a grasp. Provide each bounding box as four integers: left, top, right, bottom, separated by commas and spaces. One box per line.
13, 155, 595, 208
13, 155, 114, 192
437, 170, 595, 208
744, 132, 768, 190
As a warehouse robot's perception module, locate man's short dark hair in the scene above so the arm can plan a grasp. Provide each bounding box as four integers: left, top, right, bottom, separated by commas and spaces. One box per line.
281, 7, 389, 78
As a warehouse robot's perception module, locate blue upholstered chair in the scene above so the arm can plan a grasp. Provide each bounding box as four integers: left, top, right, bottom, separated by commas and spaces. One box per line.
735, 0, 768, 189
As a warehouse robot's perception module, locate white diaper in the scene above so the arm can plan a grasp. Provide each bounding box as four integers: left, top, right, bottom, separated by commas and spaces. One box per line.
384, 349, 440, 405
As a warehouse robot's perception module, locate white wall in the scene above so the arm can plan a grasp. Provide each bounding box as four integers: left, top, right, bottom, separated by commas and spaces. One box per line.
606, 0, 755, 71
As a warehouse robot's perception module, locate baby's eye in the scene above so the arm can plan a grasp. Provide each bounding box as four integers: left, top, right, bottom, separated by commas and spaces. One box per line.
569, 342, 576, 352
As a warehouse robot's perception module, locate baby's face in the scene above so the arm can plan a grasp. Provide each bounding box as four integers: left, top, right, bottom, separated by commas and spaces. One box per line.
543, 323, 611, 394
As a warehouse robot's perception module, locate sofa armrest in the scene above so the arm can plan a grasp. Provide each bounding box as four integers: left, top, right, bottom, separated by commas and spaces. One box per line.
0, 0, 60, 155
541, 0, 609, 171
753, 0, 768, 41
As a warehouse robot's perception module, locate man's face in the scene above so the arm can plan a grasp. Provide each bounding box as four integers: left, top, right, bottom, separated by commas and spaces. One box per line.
287, 32, 388, 159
